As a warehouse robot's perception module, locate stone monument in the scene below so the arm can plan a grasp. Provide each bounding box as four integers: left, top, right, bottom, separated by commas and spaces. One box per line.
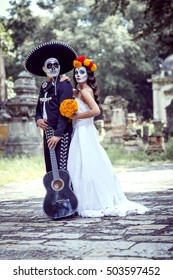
146, 120, 164, 154
122, 113, 143, 152
102, 95, 128, 144
5, 71, 42, 156
149, 54, 173, 127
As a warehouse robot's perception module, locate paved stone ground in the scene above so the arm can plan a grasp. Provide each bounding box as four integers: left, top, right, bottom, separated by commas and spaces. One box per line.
0, 163, 173, 260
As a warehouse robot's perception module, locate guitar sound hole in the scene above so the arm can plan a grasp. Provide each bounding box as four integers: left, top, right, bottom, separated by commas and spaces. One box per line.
51, 179, 64, 191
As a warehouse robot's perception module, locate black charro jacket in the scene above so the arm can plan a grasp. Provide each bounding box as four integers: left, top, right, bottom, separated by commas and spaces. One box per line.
35, 77, 73, 137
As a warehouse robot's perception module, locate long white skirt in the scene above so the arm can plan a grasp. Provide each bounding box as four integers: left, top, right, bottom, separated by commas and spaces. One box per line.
67, 122, 149, 218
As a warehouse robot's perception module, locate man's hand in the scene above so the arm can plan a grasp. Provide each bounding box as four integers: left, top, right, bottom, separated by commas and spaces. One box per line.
47, 136, 61, 149
37, 119, 48, 130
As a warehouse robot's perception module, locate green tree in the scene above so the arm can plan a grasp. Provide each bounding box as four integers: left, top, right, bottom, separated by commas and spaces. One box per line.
3, 0, 39, 79
0, 23, 14, 108
3, 0, 173, 119
92, 0, 173, 56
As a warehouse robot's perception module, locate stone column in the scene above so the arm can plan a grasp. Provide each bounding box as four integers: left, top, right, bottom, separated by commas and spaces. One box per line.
5, 71, 42, 156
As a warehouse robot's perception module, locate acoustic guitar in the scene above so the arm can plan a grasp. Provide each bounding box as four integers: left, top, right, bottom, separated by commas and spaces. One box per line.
43, 126, 78, 219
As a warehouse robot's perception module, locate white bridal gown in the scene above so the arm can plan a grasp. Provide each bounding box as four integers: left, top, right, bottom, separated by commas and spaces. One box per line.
67, 97, 149, 217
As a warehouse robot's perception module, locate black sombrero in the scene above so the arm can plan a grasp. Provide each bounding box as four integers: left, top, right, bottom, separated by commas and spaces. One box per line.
24, 41, 77, 76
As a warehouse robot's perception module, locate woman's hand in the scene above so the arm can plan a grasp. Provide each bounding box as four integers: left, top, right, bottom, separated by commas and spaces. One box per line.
47, 136, 61, 149
69, 114, 78, 120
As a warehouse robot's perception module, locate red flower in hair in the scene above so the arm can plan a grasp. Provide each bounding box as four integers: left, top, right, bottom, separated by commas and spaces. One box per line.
73, 56, 97, 72
89, 61, 94, 68
77, 56, 86, 63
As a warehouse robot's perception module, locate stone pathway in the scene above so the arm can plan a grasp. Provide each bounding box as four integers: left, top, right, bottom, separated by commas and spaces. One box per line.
0, 163, 173, 260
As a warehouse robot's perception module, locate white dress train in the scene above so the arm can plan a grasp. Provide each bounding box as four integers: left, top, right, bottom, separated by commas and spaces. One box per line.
67, 98, 149, 217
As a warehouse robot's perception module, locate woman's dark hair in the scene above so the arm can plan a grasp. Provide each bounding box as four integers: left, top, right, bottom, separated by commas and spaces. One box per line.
73, 67, 100, 105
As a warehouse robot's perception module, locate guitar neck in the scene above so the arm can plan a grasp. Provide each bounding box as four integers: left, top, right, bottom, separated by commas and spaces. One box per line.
49, 147, 60, 180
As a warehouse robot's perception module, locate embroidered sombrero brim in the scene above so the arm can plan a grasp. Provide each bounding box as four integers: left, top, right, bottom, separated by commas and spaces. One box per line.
24, 41, 77, 76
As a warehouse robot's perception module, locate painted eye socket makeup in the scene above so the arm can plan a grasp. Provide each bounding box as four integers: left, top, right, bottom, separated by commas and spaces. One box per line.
75, 69, 86, 75
47, 62, 59, 69
79, 69, 85, 74
75, 69, 85, 75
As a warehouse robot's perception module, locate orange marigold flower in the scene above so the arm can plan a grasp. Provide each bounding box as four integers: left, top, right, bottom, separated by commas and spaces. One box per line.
73, 60, 82, 68
84, 59, 90, 66
91, 64, 97, 72
60, 99, 78, 118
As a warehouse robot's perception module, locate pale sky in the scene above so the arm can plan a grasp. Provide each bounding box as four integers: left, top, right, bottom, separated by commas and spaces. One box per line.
0, 0, 46, 17
0, 0, 10, 16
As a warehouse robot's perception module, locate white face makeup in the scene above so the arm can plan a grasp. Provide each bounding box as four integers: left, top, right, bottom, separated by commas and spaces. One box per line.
74, 66, 88, 83
43, 57, 60, 78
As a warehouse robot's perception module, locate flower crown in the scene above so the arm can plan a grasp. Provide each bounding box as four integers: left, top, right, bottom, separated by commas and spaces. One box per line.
73, 56, 97, 72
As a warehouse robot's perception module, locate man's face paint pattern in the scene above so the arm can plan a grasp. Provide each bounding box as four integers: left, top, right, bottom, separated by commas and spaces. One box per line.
43, 58, 60, 78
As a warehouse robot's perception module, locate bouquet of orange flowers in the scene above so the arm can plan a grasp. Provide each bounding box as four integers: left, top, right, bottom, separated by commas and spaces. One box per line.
60, 99, 78, 118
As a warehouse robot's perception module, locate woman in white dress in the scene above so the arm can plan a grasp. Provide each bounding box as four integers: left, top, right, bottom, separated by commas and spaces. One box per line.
67, 55, 149, 218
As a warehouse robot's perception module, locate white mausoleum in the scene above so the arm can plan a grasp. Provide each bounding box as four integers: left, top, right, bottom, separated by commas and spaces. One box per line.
150, 54, 173, 125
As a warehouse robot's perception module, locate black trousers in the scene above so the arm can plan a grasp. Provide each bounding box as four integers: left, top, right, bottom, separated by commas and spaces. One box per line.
43, 125, 72, 173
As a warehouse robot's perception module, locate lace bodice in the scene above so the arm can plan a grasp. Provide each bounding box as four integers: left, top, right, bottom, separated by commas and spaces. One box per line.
73, 98, 94, 126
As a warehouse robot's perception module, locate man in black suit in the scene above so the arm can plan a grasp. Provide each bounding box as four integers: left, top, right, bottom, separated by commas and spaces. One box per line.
25, 42, 77, 172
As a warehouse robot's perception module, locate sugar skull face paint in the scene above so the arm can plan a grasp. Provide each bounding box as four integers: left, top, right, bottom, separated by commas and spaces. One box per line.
43, 57, 60, 78
74, 66, 88, 83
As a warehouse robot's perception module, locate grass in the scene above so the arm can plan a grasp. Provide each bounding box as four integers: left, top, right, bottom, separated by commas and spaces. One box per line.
106, 141, 173, 166
0, 138, 173, 187
0, 154, 45, 187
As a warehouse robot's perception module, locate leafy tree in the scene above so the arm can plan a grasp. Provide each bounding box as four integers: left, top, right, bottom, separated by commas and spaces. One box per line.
143, 0, 173, 57
2, 0, 39, 79
92, 0, 173, 56
0, 23, 14, 107
2, 0, 173, 119
36, 0, 57, 9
